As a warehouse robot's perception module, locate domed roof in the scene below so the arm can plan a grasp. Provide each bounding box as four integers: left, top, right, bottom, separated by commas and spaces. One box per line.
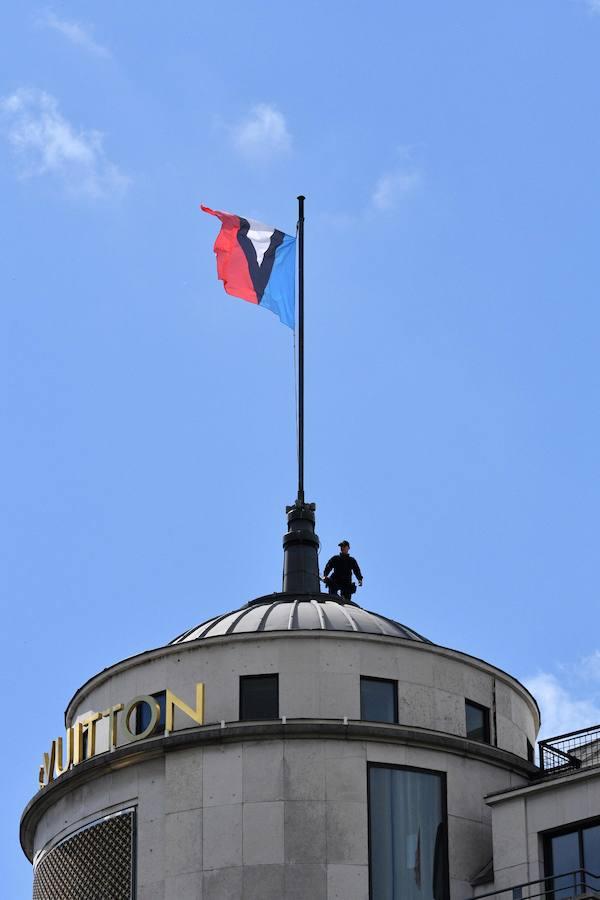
170, 594, 431, 644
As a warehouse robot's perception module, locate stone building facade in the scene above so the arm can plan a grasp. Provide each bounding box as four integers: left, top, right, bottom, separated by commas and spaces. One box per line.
23, 590, 600, 900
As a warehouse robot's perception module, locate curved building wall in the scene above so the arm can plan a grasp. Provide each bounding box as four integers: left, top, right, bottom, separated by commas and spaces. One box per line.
24, 629, 540, 900
29, 734, 534, 900
65, 632, 538, 758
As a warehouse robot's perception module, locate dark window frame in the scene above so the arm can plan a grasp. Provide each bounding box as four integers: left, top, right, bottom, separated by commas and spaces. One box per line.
239, 673, 279, 721
360, 676, 399, 724
135, 691, 166, 736
543, 816, 600, 885
367, 761, 450, 900
465, 698, 491, 744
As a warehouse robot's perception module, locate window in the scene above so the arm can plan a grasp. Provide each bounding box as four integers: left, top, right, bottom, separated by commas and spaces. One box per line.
368, 763, 449, 900
239, 674, 279, 721
465, 699, 490, 743
361, 677, 398, 724
135, 692, 166, 736
527, 739, 535, 764
545, 821, 600, 898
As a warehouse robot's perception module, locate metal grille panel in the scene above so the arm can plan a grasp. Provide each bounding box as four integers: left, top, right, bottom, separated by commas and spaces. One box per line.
33, 810, 134, 900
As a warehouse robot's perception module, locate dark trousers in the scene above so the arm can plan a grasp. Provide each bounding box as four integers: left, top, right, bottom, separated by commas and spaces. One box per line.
328, 581, 353, 601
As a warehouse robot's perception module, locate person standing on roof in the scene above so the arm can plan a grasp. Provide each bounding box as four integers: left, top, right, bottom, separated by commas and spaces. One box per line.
323, 541, 363, 601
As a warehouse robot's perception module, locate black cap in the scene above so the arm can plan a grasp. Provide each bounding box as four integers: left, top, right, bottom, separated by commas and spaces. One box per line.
338, 540, 350, 548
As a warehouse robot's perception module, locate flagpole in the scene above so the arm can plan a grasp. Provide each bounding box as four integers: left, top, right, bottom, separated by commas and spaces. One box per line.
297, 194, 305, 505
282, 194, 319, 594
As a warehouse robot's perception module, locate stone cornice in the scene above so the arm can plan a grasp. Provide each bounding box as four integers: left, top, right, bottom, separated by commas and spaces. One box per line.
21, 717, 538, 862
486, 762, 600, 805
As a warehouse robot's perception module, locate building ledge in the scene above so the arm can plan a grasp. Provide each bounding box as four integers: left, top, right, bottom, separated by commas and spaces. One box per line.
486, 761, 600, 805
21, 717, 537, 862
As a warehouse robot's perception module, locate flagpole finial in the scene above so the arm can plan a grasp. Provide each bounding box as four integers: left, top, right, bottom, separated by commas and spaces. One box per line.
282, 500, 320, 593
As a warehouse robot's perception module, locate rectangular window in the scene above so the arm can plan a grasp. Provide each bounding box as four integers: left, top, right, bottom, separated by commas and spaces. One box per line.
465, 699, 491, 743
239, 674, 279, 721
135, 691, 166, 736
361, 677, 398, 724
368, 763, 449, 900
545, 821, 600, 898
527, 739, 535, 764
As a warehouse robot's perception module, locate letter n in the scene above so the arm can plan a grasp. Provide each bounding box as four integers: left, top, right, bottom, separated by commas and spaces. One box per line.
165, 683, 204, 732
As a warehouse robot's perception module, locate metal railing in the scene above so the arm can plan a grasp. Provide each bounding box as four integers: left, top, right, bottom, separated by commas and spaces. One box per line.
539, 724, 600, 775
470, 869, 600, 900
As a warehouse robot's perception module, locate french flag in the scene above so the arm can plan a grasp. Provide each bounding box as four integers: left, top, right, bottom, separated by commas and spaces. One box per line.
202, 205, 296, 328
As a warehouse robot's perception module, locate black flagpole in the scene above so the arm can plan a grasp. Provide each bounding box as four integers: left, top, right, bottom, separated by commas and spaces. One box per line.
297, 194, 305, 505
281, 194, 320, 594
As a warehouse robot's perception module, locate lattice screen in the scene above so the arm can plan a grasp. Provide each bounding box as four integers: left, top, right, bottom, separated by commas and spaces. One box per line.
33, 809, 134, 900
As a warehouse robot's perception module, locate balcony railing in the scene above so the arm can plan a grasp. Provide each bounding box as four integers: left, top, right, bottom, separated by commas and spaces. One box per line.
470, 869, 600, 900
539, 725, 600, 775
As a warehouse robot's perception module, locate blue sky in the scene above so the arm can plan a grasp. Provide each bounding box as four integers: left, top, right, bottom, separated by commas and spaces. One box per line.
3, 0, 600, 893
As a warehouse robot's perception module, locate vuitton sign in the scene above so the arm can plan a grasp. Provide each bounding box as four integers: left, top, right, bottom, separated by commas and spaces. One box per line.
39, 683, 205, 789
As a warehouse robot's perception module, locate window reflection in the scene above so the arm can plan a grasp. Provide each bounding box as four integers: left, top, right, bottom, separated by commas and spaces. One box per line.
239, 674, 279, 720
465, 700, 490, 743
550, 832, 580, 900
135, 691, 166, 736
583, 826, 600, 890
361, 677, 398, 724
547, 822, 600, 898
369, 765, 448, 900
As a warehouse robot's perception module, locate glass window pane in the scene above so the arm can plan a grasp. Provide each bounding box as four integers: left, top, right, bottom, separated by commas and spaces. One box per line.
240, 675, 279, 720
550, 832, 582, 900
527, 740, 535, 764
136, 692, 166, 735
583, 826, 600, 891
465, 701, 490, 743
369, 765, 448, 900
361, 678, 397, 723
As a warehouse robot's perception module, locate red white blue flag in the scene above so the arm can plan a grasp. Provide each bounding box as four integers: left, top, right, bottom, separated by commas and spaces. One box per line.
201, 205, 296, 329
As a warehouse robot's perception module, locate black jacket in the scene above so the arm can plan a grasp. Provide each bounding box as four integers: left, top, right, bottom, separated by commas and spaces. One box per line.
324, 553, 363, 585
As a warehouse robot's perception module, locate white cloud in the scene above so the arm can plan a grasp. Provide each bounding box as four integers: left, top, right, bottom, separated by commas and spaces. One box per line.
319, 210, 361, 229
524, 671, 600, 741
579, 650, 600, 680
37, 11, 110, 57
232, 103, 291, 159
320, 146, 422, 226
0, 88, 129, 198
372, 168, 421, 211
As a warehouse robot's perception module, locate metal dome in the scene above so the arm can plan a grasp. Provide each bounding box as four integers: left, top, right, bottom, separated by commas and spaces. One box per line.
170, 594, 431, 644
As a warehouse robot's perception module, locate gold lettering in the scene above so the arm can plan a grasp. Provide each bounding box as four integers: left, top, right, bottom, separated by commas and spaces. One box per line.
72, 722, 84, 766
165, 683, 205, 732
43, 741, 56, 784
101, 704, 123, 749
80, 712, 102, 758
123, 695, 161, 741
55, 735, 69, 776
37, 683, 206, 785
